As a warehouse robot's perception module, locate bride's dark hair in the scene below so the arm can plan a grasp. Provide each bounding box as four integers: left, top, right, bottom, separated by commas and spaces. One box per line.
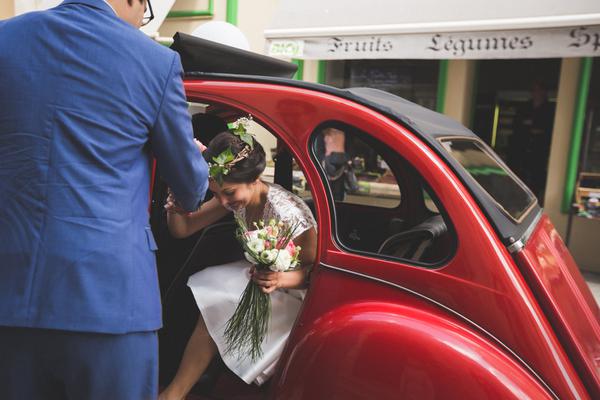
203, 130, 266, 183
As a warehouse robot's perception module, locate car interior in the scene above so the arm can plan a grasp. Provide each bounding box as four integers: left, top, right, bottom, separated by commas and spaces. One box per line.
149, 104, 454, 398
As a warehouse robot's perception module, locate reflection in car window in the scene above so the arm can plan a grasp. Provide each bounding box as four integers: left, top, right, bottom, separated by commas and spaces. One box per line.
312, 122, 454, 266
441, 139, 536, 221
313, 125, 400, 208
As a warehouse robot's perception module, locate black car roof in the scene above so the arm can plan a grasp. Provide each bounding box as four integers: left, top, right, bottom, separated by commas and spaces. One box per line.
184, 70, 476, 140
174, 34, 541, 249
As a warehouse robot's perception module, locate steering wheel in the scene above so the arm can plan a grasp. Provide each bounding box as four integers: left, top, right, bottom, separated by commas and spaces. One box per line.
378, 215, 447, 261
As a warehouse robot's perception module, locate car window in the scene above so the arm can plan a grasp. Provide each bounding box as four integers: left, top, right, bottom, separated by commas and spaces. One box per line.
440, 138, 536, 222
312, 122, 454, 266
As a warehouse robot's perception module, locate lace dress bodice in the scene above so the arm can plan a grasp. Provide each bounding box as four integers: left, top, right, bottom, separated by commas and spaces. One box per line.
234, 183, 317, 239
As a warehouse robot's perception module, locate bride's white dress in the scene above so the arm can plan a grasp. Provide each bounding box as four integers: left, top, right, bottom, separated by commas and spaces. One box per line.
187, 183, 317, 385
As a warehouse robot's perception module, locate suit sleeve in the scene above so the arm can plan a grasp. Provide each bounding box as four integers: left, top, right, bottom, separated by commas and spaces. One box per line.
150, 52, 208, 211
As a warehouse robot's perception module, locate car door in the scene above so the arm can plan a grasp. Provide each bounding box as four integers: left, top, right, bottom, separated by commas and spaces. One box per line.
250, 89, 585, 400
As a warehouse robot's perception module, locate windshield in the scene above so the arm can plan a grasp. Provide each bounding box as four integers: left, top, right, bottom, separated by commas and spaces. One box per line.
440, 138, 536, 221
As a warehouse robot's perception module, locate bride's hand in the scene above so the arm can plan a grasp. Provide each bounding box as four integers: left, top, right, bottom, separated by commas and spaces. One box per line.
251, 269, 281, 294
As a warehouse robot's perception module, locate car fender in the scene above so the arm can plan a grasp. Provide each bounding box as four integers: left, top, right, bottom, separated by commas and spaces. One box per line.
273, 301, 554, 400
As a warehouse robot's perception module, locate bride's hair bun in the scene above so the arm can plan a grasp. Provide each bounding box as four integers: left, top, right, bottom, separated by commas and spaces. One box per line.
203, 130, 266, 183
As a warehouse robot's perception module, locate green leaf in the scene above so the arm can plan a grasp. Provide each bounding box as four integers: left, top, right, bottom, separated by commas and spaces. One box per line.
239, 132, 254, 149
212, 147, 235, 165
232, 125, 254, 149
209, 165, 227, 185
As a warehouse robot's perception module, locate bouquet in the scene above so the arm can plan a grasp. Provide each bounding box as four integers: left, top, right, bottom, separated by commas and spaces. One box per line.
224, 218, 301, 361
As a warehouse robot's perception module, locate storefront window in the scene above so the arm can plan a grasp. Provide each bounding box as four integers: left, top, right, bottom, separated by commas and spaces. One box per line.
576, 58, 600, 218
471, 59, 560, 203
582, 59, 600, 174
325, 60, 440, 110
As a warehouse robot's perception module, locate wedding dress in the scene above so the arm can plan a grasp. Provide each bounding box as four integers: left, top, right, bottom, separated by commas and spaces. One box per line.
187, 183, 317, 385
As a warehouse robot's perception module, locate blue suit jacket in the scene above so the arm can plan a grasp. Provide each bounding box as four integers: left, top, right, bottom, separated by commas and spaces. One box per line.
0, 0, 208, 333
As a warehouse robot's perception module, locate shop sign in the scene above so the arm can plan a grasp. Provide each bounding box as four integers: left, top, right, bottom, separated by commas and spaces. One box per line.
268, 40, 305, 58
268, 25, 600, 60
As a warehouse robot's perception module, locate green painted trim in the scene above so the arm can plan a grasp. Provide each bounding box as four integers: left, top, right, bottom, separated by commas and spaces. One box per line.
159, 40, 172, 47
491, 104, 500, 148
436, 60, 448, 113
167, 0, 213, 19
317, 60, 327, 84
166, 10, 212, 18
562, 57, 594, 213
292, 59, 304, 81
226, 0, 238, 26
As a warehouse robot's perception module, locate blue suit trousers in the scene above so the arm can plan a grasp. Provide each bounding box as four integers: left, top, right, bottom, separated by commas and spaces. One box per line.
0, 327, 157, 400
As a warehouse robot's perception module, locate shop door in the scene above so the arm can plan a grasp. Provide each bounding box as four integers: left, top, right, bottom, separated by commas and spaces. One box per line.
471, 59, 560, 204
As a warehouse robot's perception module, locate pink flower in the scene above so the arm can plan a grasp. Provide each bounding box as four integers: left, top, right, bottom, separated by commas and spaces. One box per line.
286, 240, 296, 256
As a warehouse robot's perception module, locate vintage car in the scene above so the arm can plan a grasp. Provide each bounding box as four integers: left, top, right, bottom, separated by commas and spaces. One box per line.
150, 34, 600, 399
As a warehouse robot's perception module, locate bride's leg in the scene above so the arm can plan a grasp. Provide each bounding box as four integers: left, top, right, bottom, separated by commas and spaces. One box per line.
159, 314, 218, 400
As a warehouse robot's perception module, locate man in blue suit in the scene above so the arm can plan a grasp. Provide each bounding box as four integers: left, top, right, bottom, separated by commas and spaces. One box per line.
0, 0, 208, 398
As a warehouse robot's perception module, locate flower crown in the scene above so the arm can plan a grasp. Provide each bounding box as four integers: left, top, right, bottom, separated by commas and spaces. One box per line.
208, 116, 255, 185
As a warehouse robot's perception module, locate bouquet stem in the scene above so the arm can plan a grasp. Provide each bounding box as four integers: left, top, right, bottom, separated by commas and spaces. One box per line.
223, 278, 271, 361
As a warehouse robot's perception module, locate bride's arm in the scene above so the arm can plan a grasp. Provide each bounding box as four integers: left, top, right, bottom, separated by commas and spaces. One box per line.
166, 196, 229, 238
282, 227, 318, 288
252, 227, 318, 292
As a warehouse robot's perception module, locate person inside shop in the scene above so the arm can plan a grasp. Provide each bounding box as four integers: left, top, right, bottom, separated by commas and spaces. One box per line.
316, 127, 359, 201
508, 80, 555, 204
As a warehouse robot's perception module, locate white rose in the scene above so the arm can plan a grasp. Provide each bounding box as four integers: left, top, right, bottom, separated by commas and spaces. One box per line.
271, 249, 293, 272
244, 252, 259, 264
246, 237, 265, 254
259, 249, 279, 265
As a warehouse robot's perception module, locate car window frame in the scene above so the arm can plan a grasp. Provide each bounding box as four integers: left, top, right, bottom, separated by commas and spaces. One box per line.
309, 120, 457, 269
438, 136, 538, 224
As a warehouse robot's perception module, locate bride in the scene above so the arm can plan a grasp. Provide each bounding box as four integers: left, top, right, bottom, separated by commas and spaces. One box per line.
159, 123, 317, 400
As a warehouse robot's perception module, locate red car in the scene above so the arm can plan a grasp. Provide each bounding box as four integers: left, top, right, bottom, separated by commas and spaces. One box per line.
151, 34, 600, 399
